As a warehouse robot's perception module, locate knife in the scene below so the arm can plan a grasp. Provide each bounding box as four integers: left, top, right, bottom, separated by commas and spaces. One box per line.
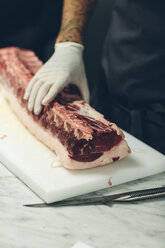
24, 186, 165, 208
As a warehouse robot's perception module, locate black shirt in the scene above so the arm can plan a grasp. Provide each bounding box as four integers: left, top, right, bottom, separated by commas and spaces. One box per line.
0, 0, 62, 59
101, 0, 165, 109
91, 0, 165, 154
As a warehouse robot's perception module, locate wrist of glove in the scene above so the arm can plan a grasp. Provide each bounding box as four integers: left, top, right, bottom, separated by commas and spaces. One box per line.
24, 42, 90, 115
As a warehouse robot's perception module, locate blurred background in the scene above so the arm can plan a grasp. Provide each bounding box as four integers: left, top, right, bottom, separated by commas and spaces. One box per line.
0, 0, 114, 94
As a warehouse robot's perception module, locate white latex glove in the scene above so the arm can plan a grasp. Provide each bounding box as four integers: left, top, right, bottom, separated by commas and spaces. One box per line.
23, 42, 90, 115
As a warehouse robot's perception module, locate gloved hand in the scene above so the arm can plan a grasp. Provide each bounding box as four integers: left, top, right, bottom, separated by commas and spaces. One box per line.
23, 42, 90, 115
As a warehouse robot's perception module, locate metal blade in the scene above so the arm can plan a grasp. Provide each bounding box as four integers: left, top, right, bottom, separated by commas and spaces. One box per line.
24, 186, 165, 208
24, 196, 107, 208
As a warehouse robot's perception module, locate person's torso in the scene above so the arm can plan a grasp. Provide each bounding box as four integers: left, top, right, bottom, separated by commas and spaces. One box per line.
101, 0, 165, 109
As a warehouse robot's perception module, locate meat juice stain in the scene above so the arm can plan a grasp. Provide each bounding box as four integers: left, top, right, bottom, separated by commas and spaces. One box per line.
112, 156, 120, 162
108, 178, 112, 186
0, 134, 7, 140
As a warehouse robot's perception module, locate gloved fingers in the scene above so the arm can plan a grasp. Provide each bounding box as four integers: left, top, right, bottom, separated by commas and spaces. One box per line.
34, 82, 52, 115
74, 77, 90, 103
82, 82, 90, 103
38, 74, 57, 81
36, 69, 54, 77
24, 76, 38, 100
42, 73, 71, 105
81, 67, 90, 103
42, 82, 66, 105
27, 80, 44, 111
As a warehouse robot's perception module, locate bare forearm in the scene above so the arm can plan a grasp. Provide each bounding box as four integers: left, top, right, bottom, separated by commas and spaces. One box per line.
56, 0, 97, 44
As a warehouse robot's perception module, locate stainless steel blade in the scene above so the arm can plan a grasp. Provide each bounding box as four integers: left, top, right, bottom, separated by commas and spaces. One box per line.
24, 196, 106, 208
24, 186, 165, 208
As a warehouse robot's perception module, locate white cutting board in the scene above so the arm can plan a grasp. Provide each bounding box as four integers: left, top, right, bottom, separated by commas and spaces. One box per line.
0, 92, 165, 203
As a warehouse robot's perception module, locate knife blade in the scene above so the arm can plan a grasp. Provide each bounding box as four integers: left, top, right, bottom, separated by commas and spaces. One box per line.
24, 186, 165, 208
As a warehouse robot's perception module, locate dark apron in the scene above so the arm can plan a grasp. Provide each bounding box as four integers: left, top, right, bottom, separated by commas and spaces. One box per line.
0, 0, 62, 61
91, 0, 165, 154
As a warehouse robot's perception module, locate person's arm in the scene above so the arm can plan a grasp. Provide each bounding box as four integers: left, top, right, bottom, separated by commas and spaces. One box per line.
56, 0, 97, 44
24, 0, 97, 114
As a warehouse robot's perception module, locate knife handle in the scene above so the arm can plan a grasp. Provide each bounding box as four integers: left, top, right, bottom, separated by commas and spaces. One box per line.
113, 186, 165, 201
